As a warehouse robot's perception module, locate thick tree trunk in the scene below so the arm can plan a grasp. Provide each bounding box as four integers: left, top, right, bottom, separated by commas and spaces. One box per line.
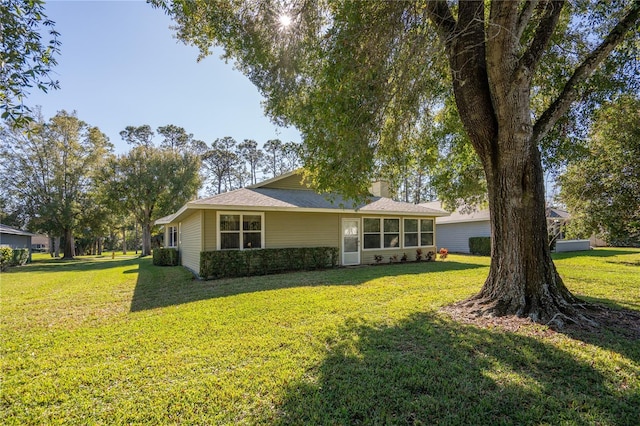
54, 236, 61, 258
462, 128, 590, 327
141, 222, 152, 257
62, 228, 74, 259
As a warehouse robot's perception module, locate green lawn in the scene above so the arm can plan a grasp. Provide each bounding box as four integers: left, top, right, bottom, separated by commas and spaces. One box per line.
1, 249, 639, 425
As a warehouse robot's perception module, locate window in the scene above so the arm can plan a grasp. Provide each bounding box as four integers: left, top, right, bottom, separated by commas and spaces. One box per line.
363, 218, 381, 249
168, 226, 178, 247
404, 218, 434, 247
363, 218, 400, 249
218, 212, 264, 250
421, 219, 434, 246
384, 218, 400, 248
404, 219, 419, 247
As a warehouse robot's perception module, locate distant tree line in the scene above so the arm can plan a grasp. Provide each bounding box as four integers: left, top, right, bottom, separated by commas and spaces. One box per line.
203, 136, 301, 194
0, 110, 301, 258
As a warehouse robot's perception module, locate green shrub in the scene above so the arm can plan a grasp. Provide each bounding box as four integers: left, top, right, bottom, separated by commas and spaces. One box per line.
469, 237, 491, 256
1, 247, 13, 271
200, 247, 339, 280
11, 248, 29, 266
153, 248, 179, 266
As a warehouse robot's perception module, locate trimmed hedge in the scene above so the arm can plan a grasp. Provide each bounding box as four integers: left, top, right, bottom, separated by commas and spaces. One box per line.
200, 247, 339, 280
1, 247, 12, 271
12, 248, 29, 266
469, 237, 491, 256
0, 247, 29, 271
153, 248, 179, 266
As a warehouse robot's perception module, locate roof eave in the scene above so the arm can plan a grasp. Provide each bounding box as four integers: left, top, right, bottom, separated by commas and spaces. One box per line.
166, 203, 450, 218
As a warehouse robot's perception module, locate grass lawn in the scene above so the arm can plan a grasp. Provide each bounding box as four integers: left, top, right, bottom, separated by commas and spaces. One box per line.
1, 249, 639, 425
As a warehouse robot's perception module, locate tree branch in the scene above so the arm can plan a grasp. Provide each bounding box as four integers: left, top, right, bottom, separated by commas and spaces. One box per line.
516, 0, 540, 41
424, 0, 456, 49
533, 0, 640, 142
518, 0, 565, 76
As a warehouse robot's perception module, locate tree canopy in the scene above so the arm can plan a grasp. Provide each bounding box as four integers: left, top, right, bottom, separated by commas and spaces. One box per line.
104, 126, 202, 256
152, 0, 639, 201
0, 110, 113, 258
0, 0, 60, 127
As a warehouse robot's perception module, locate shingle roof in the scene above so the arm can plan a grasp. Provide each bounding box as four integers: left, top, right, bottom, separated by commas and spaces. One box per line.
191, 187, 448, 215
156, 187, 449, 225
421, 201, 570, 224
0, 224, 35, 237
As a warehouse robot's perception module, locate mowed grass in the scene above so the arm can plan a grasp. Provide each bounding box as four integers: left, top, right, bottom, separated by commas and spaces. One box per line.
1, 249, 639, 425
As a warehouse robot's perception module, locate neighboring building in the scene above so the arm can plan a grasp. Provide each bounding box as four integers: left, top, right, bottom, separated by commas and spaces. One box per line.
0, 224, 35, 261
157, 170, 449, 277
421, 201, 571, 254
31, 234, 50, 252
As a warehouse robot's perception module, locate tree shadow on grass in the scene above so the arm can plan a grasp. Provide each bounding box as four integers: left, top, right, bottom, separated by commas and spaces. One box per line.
9, 256, 140, 274
129, 260, 486, 312
272, 312, 639, 425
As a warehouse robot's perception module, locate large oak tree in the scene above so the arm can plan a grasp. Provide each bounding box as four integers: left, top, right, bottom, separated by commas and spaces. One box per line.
0, 110, 113, 258
153, 0, 640, 326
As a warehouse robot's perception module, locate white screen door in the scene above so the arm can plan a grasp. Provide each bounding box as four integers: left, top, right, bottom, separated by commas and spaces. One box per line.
342, 218, 360, 265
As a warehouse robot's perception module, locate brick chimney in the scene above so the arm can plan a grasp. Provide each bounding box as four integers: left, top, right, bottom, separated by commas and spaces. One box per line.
369, 181, 390, 198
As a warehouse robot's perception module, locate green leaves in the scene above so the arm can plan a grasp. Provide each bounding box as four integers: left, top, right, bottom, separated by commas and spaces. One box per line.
1, 0, 61, 128
104, 129, 202, 255
559, 94, 640, 245
0, 110, 113, 238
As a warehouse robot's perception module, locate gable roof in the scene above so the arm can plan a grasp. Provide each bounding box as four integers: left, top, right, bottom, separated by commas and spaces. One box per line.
157, 173, 449, 225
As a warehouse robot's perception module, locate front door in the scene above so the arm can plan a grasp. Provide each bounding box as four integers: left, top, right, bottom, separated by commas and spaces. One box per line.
342, 218, 360, 265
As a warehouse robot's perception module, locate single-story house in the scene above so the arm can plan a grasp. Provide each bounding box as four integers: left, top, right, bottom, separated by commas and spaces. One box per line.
0, 224, 35, 261
420, 201, 572, 253
156, 171, 449, 277
31, 234, 50, 252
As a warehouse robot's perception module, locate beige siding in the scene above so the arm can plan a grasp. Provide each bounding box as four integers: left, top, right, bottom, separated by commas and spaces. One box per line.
260, 174, 309, 190
203, 210, 217, 251
265, 211, 339, 248
179, 211, 202, 275
360, 247, 437, 265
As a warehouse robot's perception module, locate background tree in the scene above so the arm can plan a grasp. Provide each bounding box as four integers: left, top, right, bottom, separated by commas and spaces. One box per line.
262, 139, 301, 178
0, 110, 113, 258
105, 128, 201, 256
262, 139, 284, 179
238, 139, 264, 185
203, 136, 239, 194
558, 95, 640, 247
0, 0, 60, 127
154, 0, 640, 326
157, 124, 193, 151
120, 125, 155, 148
281, 141, 302, 173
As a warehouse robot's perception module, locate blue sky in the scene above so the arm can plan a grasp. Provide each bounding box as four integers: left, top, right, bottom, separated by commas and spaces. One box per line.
28, 0, 301, 153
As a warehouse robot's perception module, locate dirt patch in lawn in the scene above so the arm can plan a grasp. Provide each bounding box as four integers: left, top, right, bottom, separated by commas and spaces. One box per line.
442, 302, 640, 341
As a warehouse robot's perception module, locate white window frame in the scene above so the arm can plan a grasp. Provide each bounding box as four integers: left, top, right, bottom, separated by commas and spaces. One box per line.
167, 226, 178, 248
216, 211, 265, 250
403, 218, 435, 248
419, 218, 435, 247
362, 217, 401, 250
